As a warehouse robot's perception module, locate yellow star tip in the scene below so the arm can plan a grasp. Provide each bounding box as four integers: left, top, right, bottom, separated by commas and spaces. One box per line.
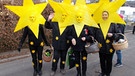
63, 0, 71, 4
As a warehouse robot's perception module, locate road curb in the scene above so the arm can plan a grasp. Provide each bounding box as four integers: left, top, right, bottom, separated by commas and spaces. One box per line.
0, 54, 30, 64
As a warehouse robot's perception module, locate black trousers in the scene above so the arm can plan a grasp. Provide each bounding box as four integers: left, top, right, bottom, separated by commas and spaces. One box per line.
74, 50, 87, 75
52, 49, 67, 71
29, 45, 43, 72
99, 52, 114, 75
132, 26, 135, 34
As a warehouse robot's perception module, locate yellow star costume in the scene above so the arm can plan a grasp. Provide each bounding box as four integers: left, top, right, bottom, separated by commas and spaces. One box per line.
48, 0, 73, 35
49, 0, 99, 37
93, 0, 126, 39
58, 0, 75, 35
72, 0, 98, 37
4, 0, 48, 38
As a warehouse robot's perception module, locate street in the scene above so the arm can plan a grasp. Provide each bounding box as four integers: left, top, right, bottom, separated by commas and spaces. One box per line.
0, 32, 135, 76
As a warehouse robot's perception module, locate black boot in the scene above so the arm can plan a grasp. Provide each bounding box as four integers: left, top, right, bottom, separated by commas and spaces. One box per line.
76, 66, 81, 76
82, 73, 86, 76
106, 74, 110, 76
82, 71, 86, 76
33, 70, 37, 76
98, 73, 105, 76
38, 70, 42, 76
77, 73, 81, 76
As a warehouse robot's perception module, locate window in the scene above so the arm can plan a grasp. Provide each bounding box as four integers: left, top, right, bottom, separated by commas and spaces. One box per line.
40, 0, 46, 2
133, 12, 135, 15
120, 10, 125, 15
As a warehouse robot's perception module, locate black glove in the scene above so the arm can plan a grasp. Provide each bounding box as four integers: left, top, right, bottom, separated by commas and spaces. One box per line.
18, 43, 22, 52
17, 47, 21, 52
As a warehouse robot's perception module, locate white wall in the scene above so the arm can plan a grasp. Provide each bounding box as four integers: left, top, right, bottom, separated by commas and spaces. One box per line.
126, 0, 135, 1
118, 6, 135, 21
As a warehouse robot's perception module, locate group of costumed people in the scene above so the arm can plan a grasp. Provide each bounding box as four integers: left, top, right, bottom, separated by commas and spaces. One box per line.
4, 0, 126, 76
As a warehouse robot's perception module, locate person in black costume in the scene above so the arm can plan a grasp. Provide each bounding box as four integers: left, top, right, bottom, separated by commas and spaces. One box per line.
94, 11, 121, 76
18, 24, 50, 76
67, 25, 94, 76
45, 11, 70, 76
66, 12, 95, 76
132, 22, 135, 34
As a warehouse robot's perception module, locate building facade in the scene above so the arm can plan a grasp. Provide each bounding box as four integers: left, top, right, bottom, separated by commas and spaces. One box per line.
118, 6, 135, 22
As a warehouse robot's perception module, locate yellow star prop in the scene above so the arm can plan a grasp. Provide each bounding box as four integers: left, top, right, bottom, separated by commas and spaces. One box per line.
72, 0, 98, 37
58, 0, 75, 35
93, 0, 126, 39
48, 0, 73, 35
49, 0, 99, 37
4, 0, 48, 38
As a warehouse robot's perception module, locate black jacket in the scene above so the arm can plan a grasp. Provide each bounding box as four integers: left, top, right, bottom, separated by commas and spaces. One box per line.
117, 23, 125, 34
19, 24, 49, 47
45, 21, 70, 50
94, 23, 121, 54
67, 25, 94, 51
114, 23, 125, 41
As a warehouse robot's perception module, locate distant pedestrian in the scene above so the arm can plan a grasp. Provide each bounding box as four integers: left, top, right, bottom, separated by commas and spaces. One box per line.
132, 22, 135, 34
114, 23, 125, 68
114, 14, 125, 68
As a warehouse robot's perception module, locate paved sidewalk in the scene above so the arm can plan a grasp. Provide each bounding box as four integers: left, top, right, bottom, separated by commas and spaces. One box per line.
0, 46, 50, 63
0, 48, 30, 63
